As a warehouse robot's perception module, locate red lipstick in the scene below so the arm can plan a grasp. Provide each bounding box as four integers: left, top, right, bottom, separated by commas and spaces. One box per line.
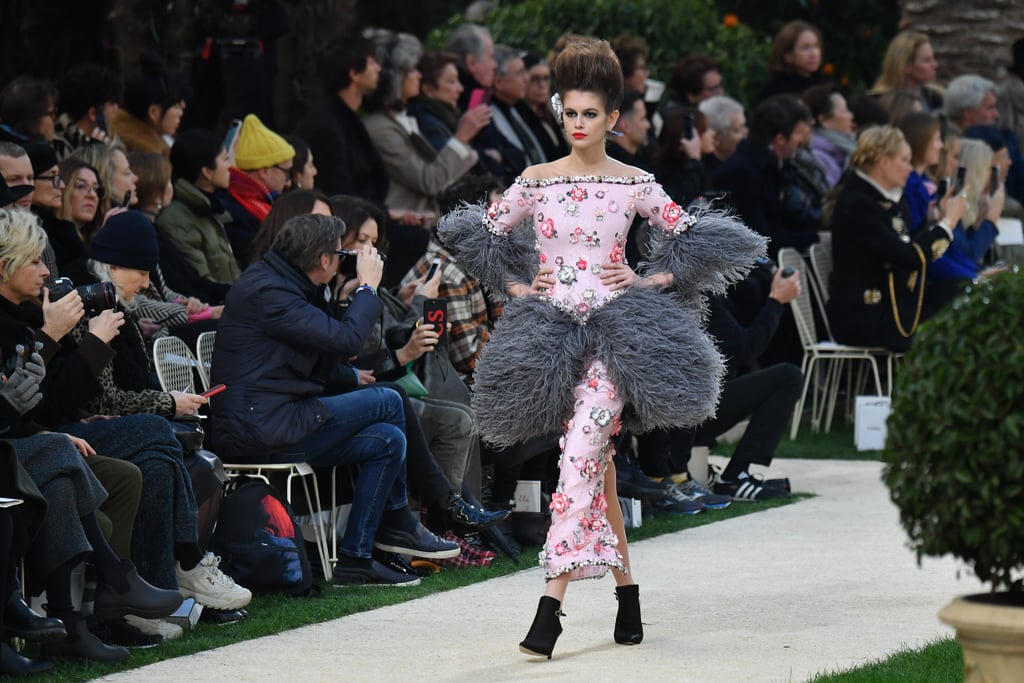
572, 132, 586, 139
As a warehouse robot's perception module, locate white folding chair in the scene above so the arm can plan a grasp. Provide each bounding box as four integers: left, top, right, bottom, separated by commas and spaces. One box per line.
778, 248, 884, 439
152, 336, 201, 393
195, 331, 216, 391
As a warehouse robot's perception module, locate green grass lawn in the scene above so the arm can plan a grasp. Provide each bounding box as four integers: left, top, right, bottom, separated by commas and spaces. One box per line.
808, 638, 962, 682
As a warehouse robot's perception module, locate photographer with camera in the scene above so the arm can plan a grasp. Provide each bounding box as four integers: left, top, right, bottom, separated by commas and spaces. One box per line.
212, 213, 471, 586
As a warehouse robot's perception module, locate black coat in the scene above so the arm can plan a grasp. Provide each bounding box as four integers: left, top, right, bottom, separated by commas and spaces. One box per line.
712, 139, 819, 256
0, 295, 114, 427
296, 97, 389, 201
209, 250, 383, 459
827, 173, 951, 352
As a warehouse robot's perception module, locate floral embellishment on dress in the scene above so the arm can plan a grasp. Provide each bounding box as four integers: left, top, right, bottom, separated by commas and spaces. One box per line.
565, 203, 579, 217
551, 540, 571, 556
550, 492, 573, 516
661, 201, 697, 234
487, 200, 508, 220
539, 252, 547, 264
582, 288, 596, 302
539, 217, 557, 238
593, 206, 606, 221
568, 185, 588, 202
576, 301, 590, 315
573, 455, 599, 480
608, 200, 619, 213
557, 264, 577, 285
582, 230, 601, 247
576, 258, 588, 270
593, 492, 608, 512
609, 242, 625, 264
595, 190, 606, 199
590, 406, 613, 427
590, 263, 603, 274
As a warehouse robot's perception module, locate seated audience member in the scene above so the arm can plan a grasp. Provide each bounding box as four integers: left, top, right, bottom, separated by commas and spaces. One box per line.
107, 61, 186, 156
53, 64, 121, 158
757, 21, 826, 102
827, 126, 960, 352
447, 24, 497, 113
651, 107, 707, 207
869, 30, 943, 113
897, 112, 944, 233
607, 91, 653, 170
847, 94, 892, 131
698, 95, 747, 172
610, 34, 651, 99
0, 448, 51, 675
0, 78, 58, 145
803, 83, 856, 187
403, 173, 504, 382
210, 214, 461, 587
946, 75, 1001, 131
522, 53, 569, 161
45, 214, 250, 611
638, 265, 801, 502
998, 38, 1024, 158
297, 36, 390, 202
362, 29, 482, 218
55, 157, 103, 282
713, 94, 819, 256
963, 123, 1024, 214
922, 138, 1004, 315
0, 210, 215, 655
879, 89, 923, 124
218, 114, 295, 264
332, 196, 505, 535
486, 44, 548, 181
667, 54, 725, 109
283, 135, 318, 191
126, 154, 224, 346
409, 51, 469, 152
249, 189, 333, 266
1, 173, 32, 212
0, 142, 34, 212
70, 141, 139, 230
157, 129, 240, 284
24, 141, 63, 283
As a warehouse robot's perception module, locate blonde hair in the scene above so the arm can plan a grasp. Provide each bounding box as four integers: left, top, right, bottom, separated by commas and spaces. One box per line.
850, 125, 907, 171
69, 141, 127, 218
0, 208, 47, 282
872, 31, 932, 94
957, 138, 994, 226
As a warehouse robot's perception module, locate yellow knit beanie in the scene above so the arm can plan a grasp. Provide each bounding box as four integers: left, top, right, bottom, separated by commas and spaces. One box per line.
234, 114, 295, 171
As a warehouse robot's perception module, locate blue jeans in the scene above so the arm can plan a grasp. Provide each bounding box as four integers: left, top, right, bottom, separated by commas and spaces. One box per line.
286, 387, 408, 559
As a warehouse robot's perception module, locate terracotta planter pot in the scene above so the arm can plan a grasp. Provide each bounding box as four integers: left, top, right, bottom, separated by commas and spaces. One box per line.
940, 594, 1024, 682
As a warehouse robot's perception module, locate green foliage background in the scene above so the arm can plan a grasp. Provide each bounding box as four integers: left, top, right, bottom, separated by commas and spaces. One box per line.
883, 271, 1024, 591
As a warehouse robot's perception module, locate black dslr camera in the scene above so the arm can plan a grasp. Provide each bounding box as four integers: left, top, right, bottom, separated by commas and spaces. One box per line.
49, 277, 117, 316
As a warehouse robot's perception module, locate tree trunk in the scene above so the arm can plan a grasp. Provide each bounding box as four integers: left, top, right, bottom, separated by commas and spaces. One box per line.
901, 0, 1024, 82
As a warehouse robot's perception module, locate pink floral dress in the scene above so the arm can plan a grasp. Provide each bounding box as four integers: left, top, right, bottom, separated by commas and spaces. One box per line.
484, 174, 694, 581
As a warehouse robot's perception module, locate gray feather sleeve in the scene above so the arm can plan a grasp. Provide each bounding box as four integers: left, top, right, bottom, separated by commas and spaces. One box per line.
641, 206, 768, 306
436, 203, 539, 302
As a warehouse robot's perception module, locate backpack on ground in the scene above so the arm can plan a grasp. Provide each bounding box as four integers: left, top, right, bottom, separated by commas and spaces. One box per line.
210, 477, 314, 596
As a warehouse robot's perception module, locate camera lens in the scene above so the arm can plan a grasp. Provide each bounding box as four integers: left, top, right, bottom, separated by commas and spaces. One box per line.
77, 282, 117, 316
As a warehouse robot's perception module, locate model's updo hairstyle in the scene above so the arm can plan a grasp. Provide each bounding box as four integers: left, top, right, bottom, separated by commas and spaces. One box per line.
551, 37, 624, 114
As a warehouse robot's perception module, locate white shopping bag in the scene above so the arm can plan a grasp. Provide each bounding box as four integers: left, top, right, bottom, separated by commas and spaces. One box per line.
855, 396, 891, 451
618, 497, 643, 528
513, 480, 542, 513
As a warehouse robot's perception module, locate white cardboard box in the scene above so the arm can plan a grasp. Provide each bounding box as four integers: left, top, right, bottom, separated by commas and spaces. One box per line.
619, 497, 643, 528
855, 396, 891, 451
513, 480, 542, 513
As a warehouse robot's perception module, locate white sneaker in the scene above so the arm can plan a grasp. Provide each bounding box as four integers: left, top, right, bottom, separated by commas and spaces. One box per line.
123, 615, 183, 642
176, 553, 252, 610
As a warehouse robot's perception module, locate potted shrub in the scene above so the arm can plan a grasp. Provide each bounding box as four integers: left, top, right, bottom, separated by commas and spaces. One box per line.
883, 268, 1024, 682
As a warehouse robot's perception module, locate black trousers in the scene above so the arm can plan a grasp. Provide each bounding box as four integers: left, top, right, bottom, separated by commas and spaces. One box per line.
637, 363, 802, 476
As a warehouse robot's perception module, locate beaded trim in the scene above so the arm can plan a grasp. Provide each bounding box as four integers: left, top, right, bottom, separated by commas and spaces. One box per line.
543, 557, 628, 581
515, 174, 657, 188
540, 288, 628, 324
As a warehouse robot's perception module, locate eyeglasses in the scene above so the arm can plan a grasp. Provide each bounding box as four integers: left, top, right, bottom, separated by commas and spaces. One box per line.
529, 74, 551, 84
35, 173, 63, 188
273, 164, 293, 177
71, 181, 105, 199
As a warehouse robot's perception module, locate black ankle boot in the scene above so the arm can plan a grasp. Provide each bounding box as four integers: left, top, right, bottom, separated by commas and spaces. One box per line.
614, 584, 643, 645
519, 596, 564, 659
0, 642, 53, 676
3, 592, 66, 642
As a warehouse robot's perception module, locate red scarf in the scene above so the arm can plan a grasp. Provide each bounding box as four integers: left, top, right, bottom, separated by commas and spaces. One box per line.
227, 167, 273, 223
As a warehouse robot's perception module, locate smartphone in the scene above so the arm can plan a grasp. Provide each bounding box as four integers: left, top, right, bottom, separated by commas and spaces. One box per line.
337, 249, 359, 279
121, 190, 132, 208
468, 88, 490, 110
953, 166, 967, 195
989, 165, 1001, 196
425, 258, 442, 281
224, 119, 243, 155
682, 113, 695, 140
422, 298, 447, 347
201, 383, 226, 398
936, 176, 950, 198
780, 266, 795, 279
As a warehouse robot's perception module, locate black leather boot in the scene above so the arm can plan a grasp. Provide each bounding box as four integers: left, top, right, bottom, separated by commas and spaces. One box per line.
445, 493, 511, 530
3, 592, 66, 642
40, 613, 129, 663
93, 561, 182, 621
519, 596, 564, 659
614, 584, 643, 645
0, 642, 52, 676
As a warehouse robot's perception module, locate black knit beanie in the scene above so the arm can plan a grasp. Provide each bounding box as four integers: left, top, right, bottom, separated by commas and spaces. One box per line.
87, 210, 160, 271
